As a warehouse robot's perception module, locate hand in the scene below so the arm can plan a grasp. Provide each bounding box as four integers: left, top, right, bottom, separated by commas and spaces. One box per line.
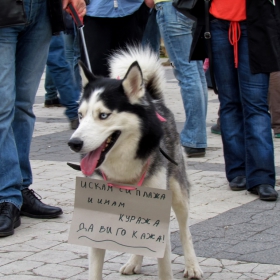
144, 0, 155, 8
63, 0, 86, 18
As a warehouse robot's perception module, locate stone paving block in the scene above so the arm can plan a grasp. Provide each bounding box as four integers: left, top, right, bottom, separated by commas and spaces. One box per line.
241, 246, 280, 266
199, 258, 222, 267
67, 271, 89, 280
61, 258, 88, 268
50, 243, 88, 254
103, 261, 123, 272
269, 274, 280, 279
0, 258, 14, 267
253, 263, 280, 274
0, 276, 60, 280
32, 263, 85, 278
198, 265, 223, 273
24, 249, 80, 264
103, 272, 141, 279
206, 271, 243, 279
0, 260, 43, 275
0, 251, 35, 260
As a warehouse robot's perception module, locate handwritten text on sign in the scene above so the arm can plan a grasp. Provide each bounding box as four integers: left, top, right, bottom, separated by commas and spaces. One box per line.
68, 177, 172, 258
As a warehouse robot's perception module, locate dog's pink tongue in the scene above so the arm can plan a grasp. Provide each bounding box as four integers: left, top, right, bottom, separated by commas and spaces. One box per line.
80, 144, 105, 176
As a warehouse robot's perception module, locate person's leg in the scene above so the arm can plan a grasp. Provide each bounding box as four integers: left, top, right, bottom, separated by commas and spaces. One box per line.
44, 64, 61, 107
0, 31, 21, 235
0, 0, 54, 210
156, 2, 207, 152
0, 0, 62, 237
14, 0, 63, 217
82, 16, 113, 77
45, 63, 58, 101
0, 26, 23, 210
110, 5, 150, 55
46, 33, 79, 122
237, 23, 275, 190
205, 68, 213, 89
211, 107, 221, 135
210, 19, 246, 182
268, 72, 280, 137
142, 9, 161, 54
63, 30, 81, 100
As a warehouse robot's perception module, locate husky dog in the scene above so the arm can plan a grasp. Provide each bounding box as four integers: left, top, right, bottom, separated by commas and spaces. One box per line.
68, 47, 202, 280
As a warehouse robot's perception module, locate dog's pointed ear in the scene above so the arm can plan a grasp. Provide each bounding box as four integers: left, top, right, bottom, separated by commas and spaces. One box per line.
78, 60, 96, 87
122, 61, 145, 104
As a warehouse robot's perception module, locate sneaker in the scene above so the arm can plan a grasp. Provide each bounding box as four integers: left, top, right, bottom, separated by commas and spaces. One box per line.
0, 202, 21, 237
20, 189, 63, 219
70, 118, 79, 130
211, 124, 221, 135
184, 147, 206, 158
274, 133, 280, 138
44, 97, 62, 108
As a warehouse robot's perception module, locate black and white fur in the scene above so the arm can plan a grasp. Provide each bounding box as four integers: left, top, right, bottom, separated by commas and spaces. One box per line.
68, 47, 203, 280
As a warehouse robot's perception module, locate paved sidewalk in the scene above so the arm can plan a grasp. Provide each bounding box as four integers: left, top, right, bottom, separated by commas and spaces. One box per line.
0, 65, 280, 280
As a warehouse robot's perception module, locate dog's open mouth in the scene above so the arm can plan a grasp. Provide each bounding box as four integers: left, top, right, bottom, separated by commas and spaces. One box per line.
80, 131, 121, 176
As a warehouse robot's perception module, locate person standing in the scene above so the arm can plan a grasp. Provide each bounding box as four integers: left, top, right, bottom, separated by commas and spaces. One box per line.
154, 0, 208, 157
190, 0, 280, 201
0, 0, 86, 237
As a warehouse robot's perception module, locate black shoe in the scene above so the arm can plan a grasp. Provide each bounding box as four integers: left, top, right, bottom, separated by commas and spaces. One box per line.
70, 118, 79, 130
229, 176, 246, 191
211, 124, 221, 135
0, 202, 21, 237
184, 147, 206, 158
44, 97, 62, 108
21, 189, 63, 218
249, 184, 278, 201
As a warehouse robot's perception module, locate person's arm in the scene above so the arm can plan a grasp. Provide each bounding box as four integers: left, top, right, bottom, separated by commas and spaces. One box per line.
62, 0, 86, 17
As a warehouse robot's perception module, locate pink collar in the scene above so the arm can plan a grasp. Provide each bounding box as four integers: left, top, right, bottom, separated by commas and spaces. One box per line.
100, 159, 150, 190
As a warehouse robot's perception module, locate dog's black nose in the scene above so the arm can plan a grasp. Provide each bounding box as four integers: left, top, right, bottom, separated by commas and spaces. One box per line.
68, 138, 83, 152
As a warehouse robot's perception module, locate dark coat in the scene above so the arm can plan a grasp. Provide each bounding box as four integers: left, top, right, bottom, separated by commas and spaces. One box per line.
188, 0, 280, 74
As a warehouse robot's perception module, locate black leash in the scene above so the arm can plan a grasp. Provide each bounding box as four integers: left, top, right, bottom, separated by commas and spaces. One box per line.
67, 162, 81, 171
159, 147, 178, 166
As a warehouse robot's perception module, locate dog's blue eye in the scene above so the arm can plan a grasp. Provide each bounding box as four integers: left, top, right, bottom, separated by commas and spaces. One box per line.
78, 113, 83, 120
100, 113, 110, 120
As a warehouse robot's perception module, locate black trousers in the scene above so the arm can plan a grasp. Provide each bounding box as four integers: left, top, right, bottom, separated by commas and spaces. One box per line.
81, 3, 150, 77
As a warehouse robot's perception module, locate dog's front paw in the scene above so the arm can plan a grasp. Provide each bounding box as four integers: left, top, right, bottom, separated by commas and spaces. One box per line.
184, 263, 203, 279
119, 256, 143, 275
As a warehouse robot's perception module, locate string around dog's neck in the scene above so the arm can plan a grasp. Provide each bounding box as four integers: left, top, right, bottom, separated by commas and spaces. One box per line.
100, 159, 150, 190
156, 112, 178, 166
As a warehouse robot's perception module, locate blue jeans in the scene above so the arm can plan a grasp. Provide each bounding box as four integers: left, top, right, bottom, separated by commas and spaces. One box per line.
0, 0, 52, 209
45, 34, 79, 120
142, 9, 161, 54
211, 19, 275, 189
63, 30, 81, 93
155, 1, 208, 148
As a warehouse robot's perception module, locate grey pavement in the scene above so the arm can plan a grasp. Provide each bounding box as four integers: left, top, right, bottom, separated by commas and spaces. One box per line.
1, 62, 280, 280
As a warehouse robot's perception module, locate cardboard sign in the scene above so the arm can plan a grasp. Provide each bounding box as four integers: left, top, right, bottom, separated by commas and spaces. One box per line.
68, 177, 172, 258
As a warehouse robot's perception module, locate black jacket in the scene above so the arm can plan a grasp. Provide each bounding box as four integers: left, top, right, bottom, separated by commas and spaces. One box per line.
188, 0, 280, 74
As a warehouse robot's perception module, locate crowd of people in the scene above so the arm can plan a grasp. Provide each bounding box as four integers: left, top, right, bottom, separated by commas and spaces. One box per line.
0, 0, 279, 239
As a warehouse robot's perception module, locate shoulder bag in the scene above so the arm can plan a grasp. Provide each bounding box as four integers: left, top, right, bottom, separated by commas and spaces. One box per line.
172, 0, 199, 20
